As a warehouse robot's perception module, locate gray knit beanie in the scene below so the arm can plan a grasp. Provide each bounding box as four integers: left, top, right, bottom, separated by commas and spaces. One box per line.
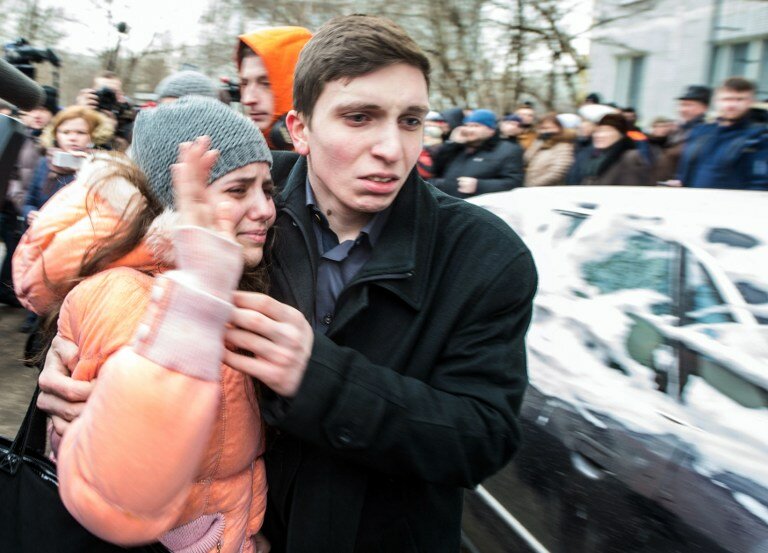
132, 95, 272, 209
154, 70, 218, 100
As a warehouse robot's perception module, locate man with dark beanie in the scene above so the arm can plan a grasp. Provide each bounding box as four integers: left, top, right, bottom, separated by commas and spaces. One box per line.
566, 113, 653, 185
431, 108, 523, 197
655, 84, 711, 182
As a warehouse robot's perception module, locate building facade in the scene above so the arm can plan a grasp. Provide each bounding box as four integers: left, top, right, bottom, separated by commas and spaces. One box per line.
589, 0, 768, 122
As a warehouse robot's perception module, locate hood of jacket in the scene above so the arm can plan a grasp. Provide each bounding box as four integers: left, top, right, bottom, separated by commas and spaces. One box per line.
236, 27, 313, 132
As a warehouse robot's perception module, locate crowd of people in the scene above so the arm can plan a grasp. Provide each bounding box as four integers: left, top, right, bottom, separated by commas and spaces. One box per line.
420, 76, 768, 196
0, 12, 766, 553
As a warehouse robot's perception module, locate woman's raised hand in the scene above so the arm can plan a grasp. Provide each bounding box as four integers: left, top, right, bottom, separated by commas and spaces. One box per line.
171, 136, 235, 240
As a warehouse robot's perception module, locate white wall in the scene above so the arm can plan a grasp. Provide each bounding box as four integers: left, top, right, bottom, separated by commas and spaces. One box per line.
588, 0, 768, 124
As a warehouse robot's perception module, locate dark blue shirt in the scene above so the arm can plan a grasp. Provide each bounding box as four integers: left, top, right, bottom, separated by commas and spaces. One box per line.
306, 181, 391, 333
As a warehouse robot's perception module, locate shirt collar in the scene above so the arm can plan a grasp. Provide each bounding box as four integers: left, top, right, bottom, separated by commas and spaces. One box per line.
305, 178, 391, 247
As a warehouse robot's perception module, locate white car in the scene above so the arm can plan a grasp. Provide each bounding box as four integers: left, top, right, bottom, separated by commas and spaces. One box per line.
463, 187, 768, 553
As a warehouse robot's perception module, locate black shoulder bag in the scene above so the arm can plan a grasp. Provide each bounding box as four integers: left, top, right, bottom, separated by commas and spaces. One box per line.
0, 387, 168, 552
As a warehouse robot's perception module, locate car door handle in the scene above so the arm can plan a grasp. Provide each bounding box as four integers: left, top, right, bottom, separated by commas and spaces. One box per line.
571, 451, 609, 480
656, 410, 690, 427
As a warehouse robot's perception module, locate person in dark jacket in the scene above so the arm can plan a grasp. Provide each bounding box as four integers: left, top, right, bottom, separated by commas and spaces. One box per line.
675, 77, 768, 190
566, 113, 653, 186
0, 91, 56, 307
440, 106, 466, 141
499, 113, 524, 145
654, 84, 711, 182
37, 15, 538, 553
430, 109, 523, 197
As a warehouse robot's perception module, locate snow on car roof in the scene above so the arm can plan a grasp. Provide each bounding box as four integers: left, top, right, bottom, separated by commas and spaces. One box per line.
470, 186, 768, 309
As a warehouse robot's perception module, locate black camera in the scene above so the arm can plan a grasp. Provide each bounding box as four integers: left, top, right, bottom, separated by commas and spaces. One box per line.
95, 86, 118, 114
4, 38, 60, 80
220, 77, 240, 104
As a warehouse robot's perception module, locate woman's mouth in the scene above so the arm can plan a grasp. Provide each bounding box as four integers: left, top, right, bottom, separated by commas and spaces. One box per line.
238, 230, 268, 244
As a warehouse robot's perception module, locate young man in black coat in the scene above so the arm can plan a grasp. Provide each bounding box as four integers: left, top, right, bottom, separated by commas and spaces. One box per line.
37, 15, 537, 553
430, 108, 524, 198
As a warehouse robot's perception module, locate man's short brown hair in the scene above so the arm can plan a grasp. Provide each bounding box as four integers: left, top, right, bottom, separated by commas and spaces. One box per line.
293, 14, 430, 122
721, 77, 756, 94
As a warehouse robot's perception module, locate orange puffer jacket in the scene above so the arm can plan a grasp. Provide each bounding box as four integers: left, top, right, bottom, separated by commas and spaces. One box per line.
13, 154, 267, 553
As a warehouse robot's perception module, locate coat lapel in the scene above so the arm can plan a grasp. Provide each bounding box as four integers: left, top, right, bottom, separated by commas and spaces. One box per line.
329, 171, 439, 335
271, 158, 317, 320
272, 160, 440, 334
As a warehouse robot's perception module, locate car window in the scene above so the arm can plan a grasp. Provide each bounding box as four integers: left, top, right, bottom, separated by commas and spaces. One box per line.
683, 256, 736, 324
734, 281, 768, 324
581, 231, 676, 316
683, 352, 768, 410
552, 210, 588, 239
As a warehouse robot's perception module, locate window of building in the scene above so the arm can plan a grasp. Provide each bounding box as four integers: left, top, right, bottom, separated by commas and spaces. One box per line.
731, 42, 751, 77
614, 55, 645, 109
710, 39, 768, 92
759, 39, 768, 97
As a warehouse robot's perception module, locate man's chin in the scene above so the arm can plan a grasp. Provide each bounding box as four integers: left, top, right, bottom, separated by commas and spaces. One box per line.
249, 116, 272, 131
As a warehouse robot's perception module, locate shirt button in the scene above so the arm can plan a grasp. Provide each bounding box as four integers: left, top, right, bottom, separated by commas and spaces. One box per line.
337, 428, 353, 445
322, 313, 333, 325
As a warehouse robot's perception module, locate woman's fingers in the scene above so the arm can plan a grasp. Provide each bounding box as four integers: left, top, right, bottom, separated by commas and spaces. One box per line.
223, 294, 314, 397
214, 201, 236, 240
172, 136, 220, 228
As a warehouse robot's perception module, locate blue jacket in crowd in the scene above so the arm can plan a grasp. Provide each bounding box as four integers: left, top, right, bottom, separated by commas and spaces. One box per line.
677, 118, 768, 190
23, 158, 77, 220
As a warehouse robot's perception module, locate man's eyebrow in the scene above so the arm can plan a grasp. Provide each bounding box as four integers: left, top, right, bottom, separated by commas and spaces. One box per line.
334, 102, 382, 112
334, 103, 430, 116
405, 105, 430, 116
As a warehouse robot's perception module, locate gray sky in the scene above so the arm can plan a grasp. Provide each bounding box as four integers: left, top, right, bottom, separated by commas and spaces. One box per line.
59, 0, 211, 55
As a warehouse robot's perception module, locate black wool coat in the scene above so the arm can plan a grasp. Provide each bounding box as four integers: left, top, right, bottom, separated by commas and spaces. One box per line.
260, 152, 537, 552
430, 132, 524, 197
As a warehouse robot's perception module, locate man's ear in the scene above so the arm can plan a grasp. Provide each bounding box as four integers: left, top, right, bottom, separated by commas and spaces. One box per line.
286, 110, 310, 156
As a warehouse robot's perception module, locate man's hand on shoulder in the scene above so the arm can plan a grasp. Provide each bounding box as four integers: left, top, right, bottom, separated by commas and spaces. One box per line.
37, 335, 93, 438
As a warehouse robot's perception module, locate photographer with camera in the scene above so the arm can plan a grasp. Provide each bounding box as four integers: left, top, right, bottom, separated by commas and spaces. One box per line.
75, 71, 133, 151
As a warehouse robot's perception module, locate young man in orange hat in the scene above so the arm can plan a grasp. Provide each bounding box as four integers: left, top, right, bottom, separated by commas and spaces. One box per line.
236, 27, 312, 150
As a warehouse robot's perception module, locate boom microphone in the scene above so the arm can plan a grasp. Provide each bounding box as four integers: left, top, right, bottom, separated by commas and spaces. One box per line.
0, 58, 45, 110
